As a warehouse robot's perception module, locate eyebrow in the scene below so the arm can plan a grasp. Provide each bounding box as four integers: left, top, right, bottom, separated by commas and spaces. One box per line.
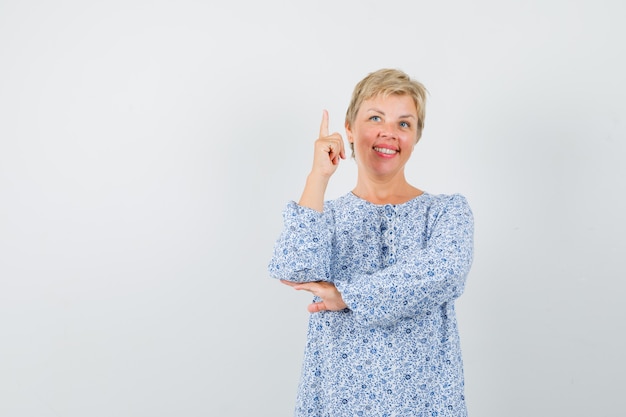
366, 108, 416, 119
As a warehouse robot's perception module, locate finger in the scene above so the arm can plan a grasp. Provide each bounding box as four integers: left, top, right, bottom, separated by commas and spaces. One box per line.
327, 142, 339, 165
327, 134, 345, 161
282, 280, 315, 294
332, 150, 344, 165
293, 282, 315, 293
319, 109, 329, 138
308, 301, 326, 313
324, 135, 344, 164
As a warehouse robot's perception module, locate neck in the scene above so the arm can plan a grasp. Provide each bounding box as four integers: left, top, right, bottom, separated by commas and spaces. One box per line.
352, 172, 422, 205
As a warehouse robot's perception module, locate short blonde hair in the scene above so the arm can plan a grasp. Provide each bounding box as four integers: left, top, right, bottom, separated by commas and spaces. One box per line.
345, 69, 428, 154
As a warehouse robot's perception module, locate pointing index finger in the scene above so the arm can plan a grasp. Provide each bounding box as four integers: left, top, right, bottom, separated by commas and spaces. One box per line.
319, 109, 329, 138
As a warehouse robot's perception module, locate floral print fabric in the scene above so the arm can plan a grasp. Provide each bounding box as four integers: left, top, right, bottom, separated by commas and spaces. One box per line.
268, 192, 474, 417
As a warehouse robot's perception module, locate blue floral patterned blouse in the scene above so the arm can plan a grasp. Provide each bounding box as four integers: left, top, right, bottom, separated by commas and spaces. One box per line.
268, 192, 474, 417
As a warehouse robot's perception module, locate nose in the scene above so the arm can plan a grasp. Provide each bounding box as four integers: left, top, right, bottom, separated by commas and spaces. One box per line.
379, 122, 398, 139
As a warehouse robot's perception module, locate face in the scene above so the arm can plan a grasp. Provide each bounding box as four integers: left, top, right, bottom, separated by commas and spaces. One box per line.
345, 94, 419, 178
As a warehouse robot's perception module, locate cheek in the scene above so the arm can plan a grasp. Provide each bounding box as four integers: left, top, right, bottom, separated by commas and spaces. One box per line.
399, 137, 417, 155
400, 135, 415, 148
355, 127, 377, 143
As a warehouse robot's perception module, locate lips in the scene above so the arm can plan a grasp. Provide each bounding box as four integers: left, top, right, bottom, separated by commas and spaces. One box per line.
373, 146, 397, 155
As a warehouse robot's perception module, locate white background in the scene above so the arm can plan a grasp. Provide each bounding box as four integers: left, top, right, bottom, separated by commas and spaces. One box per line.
1, 1, 625, 416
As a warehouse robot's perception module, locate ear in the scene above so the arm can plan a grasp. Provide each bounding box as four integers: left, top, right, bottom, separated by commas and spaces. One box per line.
345, 121, 353, 143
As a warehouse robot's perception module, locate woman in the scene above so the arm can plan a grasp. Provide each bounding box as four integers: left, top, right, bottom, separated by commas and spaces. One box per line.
268, 68, 474, 417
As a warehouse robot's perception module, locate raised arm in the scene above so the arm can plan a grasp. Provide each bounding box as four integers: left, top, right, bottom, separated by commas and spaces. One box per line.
268, 111, 345, 282
298, 110, 346, 212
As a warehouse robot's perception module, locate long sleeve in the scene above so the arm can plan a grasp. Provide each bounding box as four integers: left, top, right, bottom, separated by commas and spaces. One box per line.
336, 194, 474, 328
268, 201, 335, 282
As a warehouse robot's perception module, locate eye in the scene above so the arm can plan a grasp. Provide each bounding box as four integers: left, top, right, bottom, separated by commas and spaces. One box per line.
399, 121, 411, 128
369, 115, 381, 122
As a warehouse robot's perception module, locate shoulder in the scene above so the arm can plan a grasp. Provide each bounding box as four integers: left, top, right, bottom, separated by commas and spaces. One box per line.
419, 192, 470, 210
418, 193, 473, 226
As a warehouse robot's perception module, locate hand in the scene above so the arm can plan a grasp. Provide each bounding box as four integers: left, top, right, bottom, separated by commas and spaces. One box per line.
298, 110, 346, 212
281, 280, 348, 313
311, 110, 346, 179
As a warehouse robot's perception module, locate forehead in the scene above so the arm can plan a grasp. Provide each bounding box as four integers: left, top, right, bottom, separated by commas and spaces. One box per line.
358, 93, 417, 115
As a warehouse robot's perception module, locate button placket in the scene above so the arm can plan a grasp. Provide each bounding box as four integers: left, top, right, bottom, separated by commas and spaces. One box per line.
381, 204, 397, 266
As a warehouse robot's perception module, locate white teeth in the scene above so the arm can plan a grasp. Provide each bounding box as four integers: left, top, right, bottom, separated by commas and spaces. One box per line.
374, 147, 397, 155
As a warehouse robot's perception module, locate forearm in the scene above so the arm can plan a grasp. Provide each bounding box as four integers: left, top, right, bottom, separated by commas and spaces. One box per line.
298, 173, 330, 213
337, 250, 472, 327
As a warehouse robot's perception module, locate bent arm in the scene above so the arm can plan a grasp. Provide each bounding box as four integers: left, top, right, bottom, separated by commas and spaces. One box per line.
336, 195, 474, 328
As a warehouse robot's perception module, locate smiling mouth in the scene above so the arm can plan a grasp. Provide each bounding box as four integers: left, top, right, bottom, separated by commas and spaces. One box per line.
373, 147, 397, 155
